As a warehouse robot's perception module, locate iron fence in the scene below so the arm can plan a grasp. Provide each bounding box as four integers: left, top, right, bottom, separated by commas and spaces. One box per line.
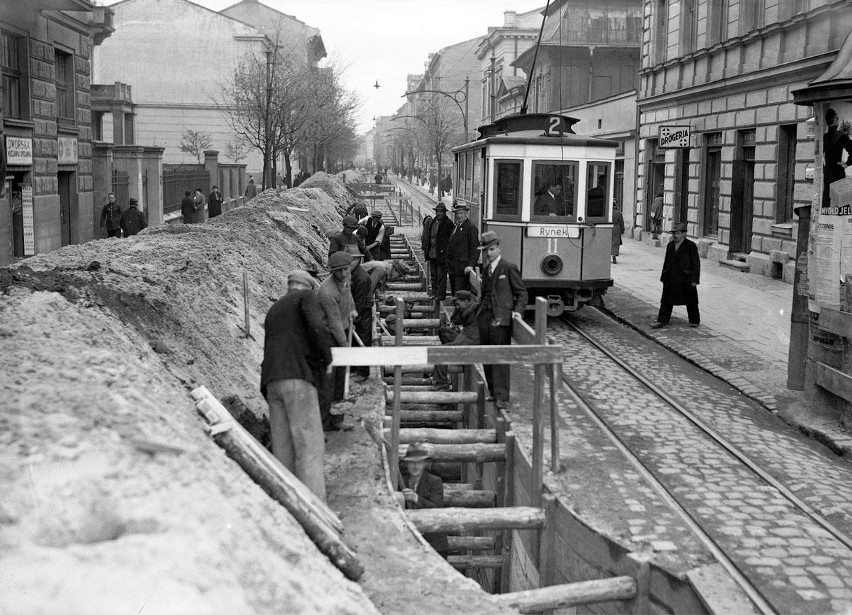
163, 167, 210, 214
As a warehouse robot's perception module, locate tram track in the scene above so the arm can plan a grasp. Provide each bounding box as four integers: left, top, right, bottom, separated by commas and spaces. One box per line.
544, 311, 852, 613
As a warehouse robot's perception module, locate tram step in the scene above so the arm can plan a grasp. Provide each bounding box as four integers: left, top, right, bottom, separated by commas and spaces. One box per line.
447, 555, 503, 570
386, 390, 478, 404
397, 443, 505, 463
395, 410, 463, 423
407, 507, 546, 533
394, 428, 497, 444
447, 536, 496, 552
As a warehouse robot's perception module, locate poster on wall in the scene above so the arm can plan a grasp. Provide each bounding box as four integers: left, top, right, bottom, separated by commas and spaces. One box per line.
22, 185, 34, 257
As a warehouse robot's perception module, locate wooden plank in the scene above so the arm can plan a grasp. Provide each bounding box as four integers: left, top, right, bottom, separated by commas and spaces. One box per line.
495, 577, 637, 613
389, 298, 404, 491
397, 443, 506, 462
512, 313, 537, 345
333, 344, 562, 367
394, 428, 497, 444
445, 489, 497, 508
386, 390, 479, 404
397, 410, 464, 423
816, 362, 852, 403
447, 536, 496, 551
407, 506, 546, 533
447, 555, 504, 569
550, 362, 562, 473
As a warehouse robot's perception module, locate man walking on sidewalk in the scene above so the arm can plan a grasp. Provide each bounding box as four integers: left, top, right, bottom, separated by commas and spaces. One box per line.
651, 222, 700, 329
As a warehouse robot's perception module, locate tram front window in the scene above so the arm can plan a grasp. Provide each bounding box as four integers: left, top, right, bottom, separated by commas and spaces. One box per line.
531, 161, 577, 222
494, 160, 522, 219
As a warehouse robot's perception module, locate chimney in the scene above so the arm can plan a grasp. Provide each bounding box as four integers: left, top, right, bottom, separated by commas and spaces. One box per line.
504, 11, 517, 27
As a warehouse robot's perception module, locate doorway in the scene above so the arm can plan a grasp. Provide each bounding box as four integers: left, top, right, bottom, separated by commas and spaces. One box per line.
702, 134, 722, 237
645, 140, 665, 232
730, 130, 755, 254
674, 148, 690, 224
58, 171, 75, 246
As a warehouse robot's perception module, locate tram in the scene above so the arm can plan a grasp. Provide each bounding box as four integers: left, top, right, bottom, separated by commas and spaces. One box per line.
451, 113, 618, 316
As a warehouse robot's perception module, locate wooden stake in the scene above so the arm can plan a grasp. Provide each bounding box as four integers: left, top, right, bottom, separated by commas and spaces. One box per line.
389, 297, 404, 491
242, 271, 250, 338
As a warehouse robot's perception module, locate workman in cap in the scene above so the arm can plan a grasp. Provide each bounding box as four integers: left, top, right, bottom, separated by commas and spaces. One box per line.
476, 231, 527, 409
398, 442, 448, 556
432, 290, 480, 391
329, 215, 373, 262
120, 197, 147, 237
422, 201, 453, 301
361, 210, 385, 260
361, 259, 412, 298
344, 245, 373, 382
317, 251, 357, 431
445, 201, 479, 295
261, 269, 331, 500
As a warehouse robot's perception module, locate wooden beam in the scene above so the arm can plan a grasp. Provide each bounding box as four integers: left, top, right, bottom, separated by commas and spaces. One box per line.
389, 298, 404, 491
407, 506, 546, 533
397, 443, 506, 462
447, 555, 504, 569
332, 344, 562, 367
397, 410, 464, 423
447, 536, 495, 551
393, 428, 497, 444
495, 577, 637, 613
386, 390, 479, 404
445, 489, 497, 508
816, 362, 852, 403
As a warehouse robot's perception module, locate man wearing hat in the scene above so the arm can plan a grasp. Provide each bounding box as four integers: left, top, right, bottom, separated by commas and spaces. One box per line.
651, 222, 700, 329
361, 210, 386, 261
329, 215, 373, 262
445, 201, 480, 295
120, 197, 147, 237
317, 251, 357, 430
361, 259, 413, 297
432, 290, 480, 391
261, 269, 331, 500
344, 244, 373, 381
398, 442, 448, 556
422, 201, 453, 301
476, 231, 527, 408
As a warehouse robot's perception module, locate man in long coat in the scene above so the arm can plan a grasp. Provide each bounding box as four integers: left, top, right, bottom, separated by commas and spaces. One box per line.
423, 202, 453, 301
445, 201, 479, 295
328, 215, 373, 262
651, 222, 700, 328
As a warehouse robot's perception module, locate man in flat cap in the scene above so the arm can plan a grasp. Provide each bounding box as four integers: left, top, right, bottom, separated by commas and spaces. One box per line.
446, 201, 479, 295
361, 209, 386, 261
329, 215, 373, 262
261, 269, 331, 500
120, 197, 147, 237
423, 201, 453, 301
476, 231, 527, 408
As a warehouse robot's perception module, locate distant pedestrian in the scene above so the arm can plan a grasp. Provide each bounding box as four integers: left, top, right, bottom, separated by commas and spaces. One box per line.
261, 269, 332, 501
100, 192, 122, 238
362, 210, 385, 260
611, 202, 625, 264
245, 176, 257, 201
181, 190, 198, 224
397, 442, 448, 557
374, 171, 383, 184
650, 191, 664, 239
193, 188, 207, 223
432, 290, 480, 391
207, 185, 224, 219
476, 231, 527, 408
651, 222, 700, 329
328, 215, 373, 262
423, 202, 453, 301
120, 197, 147, 237
446, 201, 479, 295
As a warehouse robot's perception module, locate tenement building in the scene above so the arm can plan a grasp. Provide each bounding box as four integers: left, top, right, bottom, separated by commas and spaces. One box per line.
636, 0, 851, 281
0, 1, 113, 266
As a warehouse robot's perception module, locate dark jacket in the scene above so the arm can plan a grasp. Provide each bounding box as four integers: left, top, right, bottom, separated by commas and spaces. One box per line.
245, 181, 257, 199
350, 264, 373, 325
611, 210, 625, 255
477, 258, 528, 326
328, 230, 373, 262
261, 289, 332, 397
420, 216, 433, 253
446, 218, 479, 275
533, 191, 561, 216
181, 195, 198, 224
424, 214, 453, 263
660, 238, 700, 306
120, 206, 147, 237
100, 201, 122, 231
440, 300, 480, 345
208, 190, 224, 218
399, 470, 448, 554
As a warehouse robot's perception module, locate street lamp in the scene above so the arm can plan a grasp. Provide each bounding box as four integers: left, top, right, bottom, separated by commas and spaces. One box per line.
402, 77, 470, 142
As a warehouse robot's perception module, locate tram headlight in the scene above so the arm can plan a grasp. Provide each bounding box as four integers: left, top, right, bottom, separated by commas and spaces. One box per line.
541, 254, 563, 276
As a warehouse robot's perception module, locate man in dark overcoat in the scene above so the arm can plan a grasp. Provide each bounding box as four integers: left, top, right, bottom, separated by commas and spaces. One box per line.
207, 186, 224, 219
423, 202, 453, 301
476, 231, 527, 408
180, 191, 198, 224
446, 201, 479, 295
398, 443, 448, 556
651, 222, 700, 328
328, 215, 373, 262
120, 197, 147, 237
261, 269, 332, 500
344, 245, 373, 381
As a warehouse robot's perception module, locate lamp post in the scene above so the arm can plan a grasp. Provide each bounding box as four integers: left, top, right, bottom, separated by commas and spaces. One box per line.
401, 77, 470, 142
264, 47, 273, 190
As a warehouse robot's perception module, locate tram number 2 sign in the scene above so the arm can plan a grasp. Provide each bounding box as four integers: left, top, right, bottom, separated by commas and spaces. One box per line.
659, 125, 691, 148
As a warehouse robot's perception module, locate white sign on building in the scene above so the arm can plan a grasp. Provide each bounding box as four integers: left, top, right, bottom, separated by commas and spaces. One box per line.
58, 136, 78, 164
6, 137, 33, 165
659, 125, 691, 148
22, 185, 34, 256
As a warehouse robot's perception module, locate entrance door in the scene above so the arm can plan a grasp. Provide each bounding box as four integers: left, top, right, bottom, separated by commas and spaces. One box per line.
703, 147, 721, 237
646, 161, 665, 231
675, 148, 690, 224
730, 135, 755, 254
58, 171, 73, 246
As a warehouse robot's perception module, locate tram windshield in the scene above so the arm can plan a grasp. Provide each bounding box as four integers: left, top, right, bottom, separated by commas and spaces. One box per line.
494, 160, 523, 220
531, 161, 578, 222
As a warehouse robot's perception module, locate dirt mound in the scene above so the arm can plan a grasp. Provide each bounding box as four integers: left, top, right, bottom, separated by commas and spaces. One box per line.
0, 179, 378, 614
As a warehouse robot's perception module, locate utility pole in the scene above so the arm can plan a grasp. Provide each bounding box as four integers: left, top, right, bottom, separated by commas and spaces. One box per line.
464, 76, 470, 141
264, 47, 272, 190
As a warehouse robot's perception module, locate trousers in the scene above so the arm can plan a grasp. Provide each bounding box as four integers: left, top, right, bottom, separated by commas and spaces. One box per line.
266, 378, 326, 501
429, 259, 448, 300
477, 311, 512, 402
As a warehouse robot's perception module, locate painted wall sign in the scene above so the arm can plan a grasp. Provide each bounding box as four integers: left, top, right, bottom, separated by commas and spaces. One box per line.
659, 125, 691, 148
22, 185, 34, 256
58, 136, 78, 164
6, 137, 33, 165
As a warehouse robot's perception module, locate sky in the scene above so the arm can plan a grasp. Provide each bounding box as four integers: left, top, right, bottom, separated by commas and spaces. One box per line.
104, 0, 547, 134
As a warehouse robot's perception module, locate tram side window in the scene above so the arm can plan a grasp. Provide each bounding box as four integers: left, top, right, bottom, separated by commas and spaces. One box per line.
586, 163, 610, 220
494, 161, 522, 219
472, 152, 481, 204
531, 161, 577, 222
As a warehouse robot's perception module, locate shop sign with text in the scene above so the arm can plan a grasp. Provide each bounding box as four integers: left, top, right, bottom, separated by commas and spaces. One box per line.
6, 137, 33, 165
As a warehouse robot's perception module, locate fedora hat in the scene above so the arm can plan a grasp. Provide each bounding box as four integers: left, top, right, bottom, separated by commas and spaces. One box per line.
477, 230, 500, 250
328, 251, 353, 271
402, 442, 431, 462
453, 290, 473, 302
671, 222, 688, 233
451, 201, 469, 212
434, 202, 447, 212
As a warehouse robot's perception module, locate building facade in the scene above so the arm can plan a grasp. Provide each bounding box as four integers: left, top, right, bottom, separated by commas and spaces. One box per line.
636, 0, 852, 282
1, 0, 113, 266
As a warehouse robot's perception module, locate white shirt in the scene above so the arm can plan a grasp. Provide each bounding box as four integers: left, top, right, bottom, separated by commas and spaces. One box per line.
488, 255, 501, 275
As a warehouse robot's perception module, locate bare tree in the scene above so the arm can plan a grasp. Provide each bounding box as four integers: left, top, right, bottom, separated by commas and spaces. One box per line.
224, 137, 250, 163
179, 129, 213, 164
416, 96, 464, 187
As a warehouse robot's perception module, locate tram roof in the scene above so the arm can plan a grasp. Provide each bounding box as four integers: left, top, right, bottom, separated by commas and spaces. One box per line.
452, 133, 619, 153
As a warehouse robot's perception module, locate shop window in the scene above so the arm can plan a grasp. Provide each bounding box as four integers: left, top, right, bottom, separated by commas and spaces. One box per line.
586, 162, 611, 221
776, 124, 797, 223
54, 49, 75, 125
531, 160, 578, 222
493, 160, 522, 220
1, 30, 24, 119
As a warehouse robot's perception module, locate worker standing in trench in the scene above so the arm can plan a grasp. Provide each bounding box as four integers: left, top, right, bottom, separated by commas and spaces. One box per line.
260, 269, 332, 501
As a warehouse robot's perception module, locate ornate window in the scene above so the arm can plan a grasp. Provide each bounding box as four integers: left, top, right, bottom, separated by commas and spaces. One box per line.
1, 30, 22, 119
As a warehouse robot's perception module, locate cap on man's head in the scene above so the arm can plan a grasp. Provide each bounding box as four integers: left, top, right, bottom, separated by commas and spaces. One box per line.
434, 202, 447, 212
671, 222, 688, 233
355, 224, 368, 238
451, 201, 469, 212
328, 251, 353, 271
343, 215, 358, 228
477, 230, 500, 250
129, 197, 138, 205
453, 290, 473, 302
402, 442, 432, 462
287, 269, 315, 288
343, 244, 363, 260
371, 210, 382, 217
